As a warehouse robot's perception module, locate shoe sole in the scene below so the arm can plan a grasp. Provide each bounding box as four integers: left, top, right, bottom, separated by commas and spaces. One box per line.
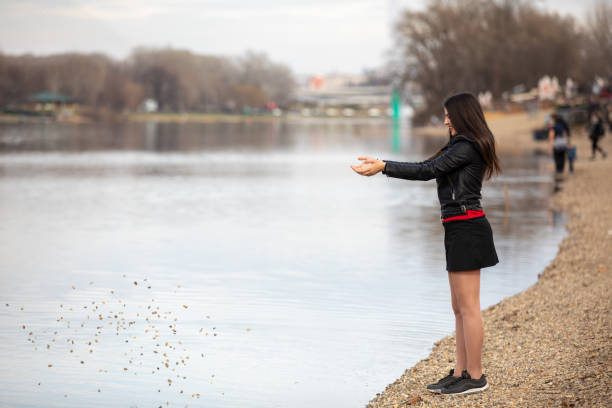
426, 388, 442, 394
442, 382, 489, 395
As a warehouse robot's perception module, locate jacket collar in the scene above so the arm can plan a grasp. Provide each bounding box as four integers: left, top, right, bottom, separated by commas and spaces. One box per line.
449, 133, 476, 145
448, 133, 484, 157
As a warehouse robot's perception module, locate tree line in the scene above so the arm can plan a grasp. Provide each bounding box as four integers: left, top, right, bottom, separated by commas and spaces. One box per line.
395, 0, 612, 123
2, 0, 610, 120
0, 48, 295, 113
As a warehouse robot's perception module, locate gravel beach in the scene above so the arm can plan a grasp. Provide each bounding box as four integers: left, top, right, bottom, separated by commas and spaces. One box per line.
367, 114, 612, 408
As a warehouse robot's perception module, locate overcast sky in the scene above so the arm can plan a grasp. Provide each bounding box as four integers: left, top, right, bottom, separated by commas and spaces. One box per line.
0, 0, 597, 75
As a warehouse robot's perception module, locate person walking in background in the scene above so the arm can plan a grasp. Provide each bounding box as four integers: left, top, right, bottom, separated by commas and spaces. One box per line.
549, 113, 570, 176
588, 110, 607, 160
552, 113, 570, 138
350, 93, 500, 395
552, 114, 575, 174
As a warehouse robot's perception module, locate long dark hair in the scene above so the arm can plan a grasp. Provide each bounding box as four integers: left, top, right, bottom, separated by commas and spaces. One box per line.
434, 93, 501, 180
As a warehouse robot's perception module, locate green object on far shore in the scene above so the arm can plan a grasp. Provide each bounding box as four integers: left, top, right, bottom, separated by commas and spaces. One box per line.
391, 89, 401, 152
391, 89, 401, 120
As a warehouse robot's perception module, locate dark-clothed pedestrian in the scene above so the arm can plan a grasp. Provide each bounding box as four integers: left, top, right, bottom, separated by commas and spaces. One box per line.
549, 115, 570, 175
588, 111, 608, 160
552, 114, 575, 174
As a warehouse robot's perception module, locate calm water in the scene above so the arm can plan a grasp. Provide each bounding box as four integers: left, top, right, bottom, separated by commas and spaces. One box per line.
0, 119, 565, 408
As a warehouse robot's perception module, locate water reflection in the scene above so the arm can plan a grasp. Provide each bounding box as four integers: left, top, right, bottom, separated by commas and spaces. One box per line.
0, 119, 399, 153
0, 119, 565, 408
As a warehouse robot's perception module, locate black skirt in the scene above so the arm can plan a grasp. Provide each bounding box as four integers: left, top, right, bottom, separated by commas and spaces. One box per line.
443, 216, 499, 272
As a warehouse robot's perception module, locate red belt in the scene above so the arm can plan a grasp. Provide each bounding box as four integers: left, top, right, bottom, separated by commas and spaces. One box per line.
442, 209, 485, 223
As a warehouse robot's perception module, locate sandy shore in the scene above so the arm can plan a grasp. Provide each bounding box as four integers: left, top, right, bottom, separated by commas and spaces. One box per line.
367, 113, 612, 407
413, 110, 551, 154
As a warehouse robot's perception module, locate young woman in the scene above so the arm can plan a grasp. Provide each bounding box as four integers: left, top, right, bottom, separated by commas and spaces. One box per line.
350, 92, 500, 395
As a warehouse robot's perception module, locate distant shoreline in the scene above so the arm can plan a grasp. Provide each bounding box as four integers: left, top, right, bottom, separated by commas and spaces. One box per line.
2, 108, 546, 127
0, 111, 395, 124
1, 109, 553, 157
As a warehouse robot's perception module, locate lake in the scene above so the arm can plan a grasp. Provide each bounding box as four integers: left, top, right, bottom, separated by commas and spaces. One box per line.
0, 118, 565, 408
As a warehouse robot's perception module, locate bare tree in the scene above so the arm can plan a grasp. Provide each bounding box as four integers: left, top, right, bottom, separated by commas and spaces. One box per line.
581, 0, 612, 80
395, 0, 583, 123
0, 47, 296, 115
237, 51, 295, 108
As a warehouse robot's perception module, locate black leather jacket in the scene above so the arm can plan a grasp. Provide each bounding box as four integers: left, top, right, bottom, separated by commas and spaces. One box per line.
382, 134, 485, 219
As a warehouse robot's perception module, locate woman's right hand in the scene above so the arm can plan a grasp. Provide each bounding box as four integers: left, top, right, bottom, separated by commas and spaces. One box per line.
350, 156, 385, 176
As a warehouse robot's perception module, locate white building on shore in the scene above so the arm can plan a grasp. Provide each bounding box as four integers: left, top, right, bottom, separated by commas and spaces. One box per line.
294, 73, 390, 110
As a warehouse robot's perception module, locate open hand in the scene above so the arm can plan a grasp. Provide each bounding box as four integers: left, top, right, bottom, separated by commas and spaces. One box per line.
350, 156, 385, 176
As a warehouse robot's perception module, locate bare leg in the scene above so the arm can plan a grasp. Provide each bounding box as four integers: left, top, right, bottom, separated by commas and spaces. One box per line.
448, 269, 483, 379
448, 272, 466, 376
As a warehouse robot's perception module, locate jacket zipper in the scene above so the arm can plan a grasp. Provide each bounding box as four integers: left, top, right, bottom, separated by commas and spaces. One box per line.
446, 175, 467, 213
446, 175, 456, 200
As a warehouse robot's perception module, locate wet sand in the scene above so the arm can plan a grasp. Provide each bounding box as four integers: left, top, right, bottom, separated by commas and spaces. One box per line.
367, 113, 612, 407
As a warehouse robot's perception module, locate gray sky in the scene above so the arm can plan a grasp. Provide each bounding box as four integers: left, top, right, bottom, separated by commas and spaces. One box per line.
0, 0, 597, 75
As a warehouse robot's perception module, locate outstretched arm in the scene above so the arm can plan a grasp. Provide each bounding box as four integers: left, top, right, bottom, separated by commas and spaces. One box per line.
381, 142, 473, 180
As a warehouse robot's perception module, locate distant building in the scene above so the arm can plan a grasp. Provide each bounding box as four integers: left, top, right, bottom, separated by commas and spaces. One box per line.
295, 73, 391, 109
296, 85, 391, 108
26, 92, 78, 113
142, 98, 159, 113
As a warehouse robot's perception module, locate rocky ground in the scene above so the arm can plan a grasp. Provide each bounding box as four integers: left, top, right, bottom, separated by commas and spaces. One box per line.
367, 120, 612, 407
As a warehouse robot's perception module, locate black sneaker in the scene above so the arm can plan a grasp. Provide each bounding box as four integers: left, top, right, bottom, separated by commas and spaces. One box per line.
426, 369, 462, 393
440, 370, 488, 395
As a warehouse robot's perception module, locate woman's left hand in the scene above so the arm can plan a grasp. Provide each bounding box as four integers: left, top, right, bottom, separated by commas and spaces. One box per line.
350, 156, 385, 176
